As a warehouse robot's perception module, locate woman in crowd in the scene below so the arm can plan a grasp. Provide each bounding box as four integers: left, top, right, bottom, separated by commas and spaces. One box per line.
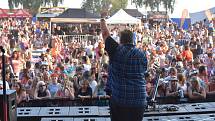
34, 81, 51, 99
93, 74, 109, 98
20, 69, 31, 86
88, 73, 97, 93
177, 73, 188, 97
27, 76, 39, 99
82, 56, 91, 72
188, 76, 206, 100
77, 80, 92, 100
166, 77, 181, 97
10, 51, 23, 77
55, 80, 75, 99
12, 82, 28, 104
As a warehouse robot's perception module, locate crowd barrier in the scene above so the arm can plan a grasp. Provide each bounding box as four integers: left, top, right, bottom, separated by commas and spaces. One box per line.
17, 102, 215, 121
59, 35, 96, 43
176, 39, 189, 46
17, 94, 215, 108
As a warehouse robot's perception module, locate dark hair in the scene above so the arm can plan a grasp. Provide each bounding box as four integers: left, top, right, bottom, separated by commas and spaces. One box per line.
207, 53, 213, 57
65, 57, 70, 63
199, 65, 206, 74
82, 56, 87, 62
120, 29, 133, 44
184, 45, 189, 50
144, 71, 151, 78
26, 61, 31, 67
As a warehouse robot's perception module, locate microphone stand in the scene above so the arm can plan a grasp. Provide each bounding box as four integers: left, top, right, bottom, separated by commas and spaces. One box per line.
1, 46, 8, 121
147, 70, 161, 112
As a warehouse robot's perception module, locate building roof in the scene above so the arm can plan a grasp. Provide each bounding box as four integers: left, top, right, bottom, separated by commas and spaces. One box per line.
56, 8, 100, 18
123, 9, 145, 18
36, 13, 59, 18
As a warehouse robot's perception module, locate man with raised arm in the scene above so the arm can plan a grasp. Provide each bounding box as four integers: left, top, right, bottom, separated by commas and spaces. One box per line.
100, 18, 148, 121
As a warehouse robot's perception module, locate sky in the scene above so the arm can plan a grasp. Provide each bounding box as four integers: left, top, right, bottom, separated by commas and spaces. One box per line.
1, 0, 215, 17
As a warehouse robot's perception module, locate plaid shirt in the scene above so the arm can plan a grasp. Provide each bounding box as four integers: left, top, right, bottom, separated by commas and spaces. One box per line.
105, 36, 148, 107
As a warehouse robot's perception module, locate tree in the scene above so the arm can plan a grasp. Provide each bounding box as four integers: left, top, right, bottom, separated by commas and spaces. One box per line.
132, 0, 159, 11
81, 0, 128, 15
8, 0, 63, 15
132, 0, 175, 13
162, 0, 175, 14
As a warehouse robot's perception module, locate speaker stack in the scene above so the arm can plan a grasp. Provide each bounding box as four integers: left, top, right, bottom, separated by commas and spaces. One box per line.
0, 90, 17, 121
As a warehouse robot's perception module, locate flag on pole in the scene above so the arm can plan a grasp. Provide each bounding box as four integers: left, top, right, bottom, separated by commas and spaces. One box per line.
180, 9, 189, 29
205, 9, 213, 21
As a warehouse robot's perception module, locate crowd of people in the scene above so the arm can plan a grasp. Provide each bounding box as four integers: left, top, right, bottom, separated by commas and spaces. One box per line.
0, 17, 214, 105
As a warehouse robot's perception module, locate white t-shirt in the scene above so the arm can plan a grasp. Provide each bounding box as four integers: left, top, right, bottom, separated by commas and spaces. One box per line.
90, 80, 97, 93
0, 80, 10, 90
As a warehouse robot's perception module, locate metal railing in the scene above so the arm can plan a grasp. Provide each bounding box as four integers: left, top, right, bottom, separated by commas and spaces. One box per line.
59, 35, 96, 43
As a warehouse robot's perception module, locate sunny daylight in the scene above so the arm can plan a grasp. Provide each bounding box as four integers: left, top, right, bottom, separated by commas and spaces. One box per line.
0, 0, 214, 121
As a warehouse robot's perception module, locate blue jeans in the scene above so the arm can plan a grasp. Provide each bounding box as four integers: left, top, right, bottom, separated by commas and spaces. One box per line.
110, 100, 145, 121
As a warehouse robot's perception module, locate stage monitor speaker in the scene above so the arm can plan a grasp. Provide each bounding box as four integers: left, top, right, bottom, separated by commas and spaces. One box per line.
0, 90, 17, 121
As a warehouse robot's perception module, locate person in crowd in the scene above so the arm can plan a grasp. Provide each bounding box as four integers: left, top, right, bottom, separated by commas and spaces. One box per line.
181, 45, 193, 62
198, 65, 208, 85
5, 69, 13, 88
82, 56, 91, 72
12, 82, 28, 104
165, 67, 178, 82
47, 73, 61, 97
20, 69, 31, 86
206, 76, 215, 96
55, 80, 75, 99
188, 76, 206, 100
34, 81, 51, 99
144, 71, 154, 97
0, 79, 10, 90
26, 76, 39, 99
93, 74, 110, 98
177, 73, 188, 97
157, 79, 167, 97
101, 18, 147, 121
166, 77, 181, 97
77, 80, 92, 100
204, 53, 214, 76
10, 51, 23, 77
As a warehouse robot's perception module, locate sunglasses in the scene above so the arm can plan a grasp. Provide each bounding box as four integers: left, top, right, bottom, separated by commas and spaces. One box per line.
39, 85, 46, 87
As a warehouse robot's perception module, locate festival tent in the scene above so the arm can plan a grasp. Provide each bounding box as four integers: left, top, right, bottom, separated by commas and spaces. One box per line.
0, 8, 8, 18
51, 8, 100, 23
189, 7, 215, 24
106, 9, 141, 24
9, 9, 32, 18
123, 9, 146, 19
0, 9, 31, 18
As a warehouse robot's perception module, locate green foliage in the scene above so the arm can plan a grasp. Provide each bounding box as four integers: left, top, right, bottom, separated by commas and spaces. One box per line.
81, 0, 128, 14
162, 0, 175, 13
8, 0, 63, 15
132, 0, 175, 13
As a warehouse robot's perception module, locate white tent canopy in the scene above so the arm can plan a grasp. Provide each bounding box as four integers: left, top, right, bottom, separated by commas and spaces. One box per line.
106, 9, 141, 24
